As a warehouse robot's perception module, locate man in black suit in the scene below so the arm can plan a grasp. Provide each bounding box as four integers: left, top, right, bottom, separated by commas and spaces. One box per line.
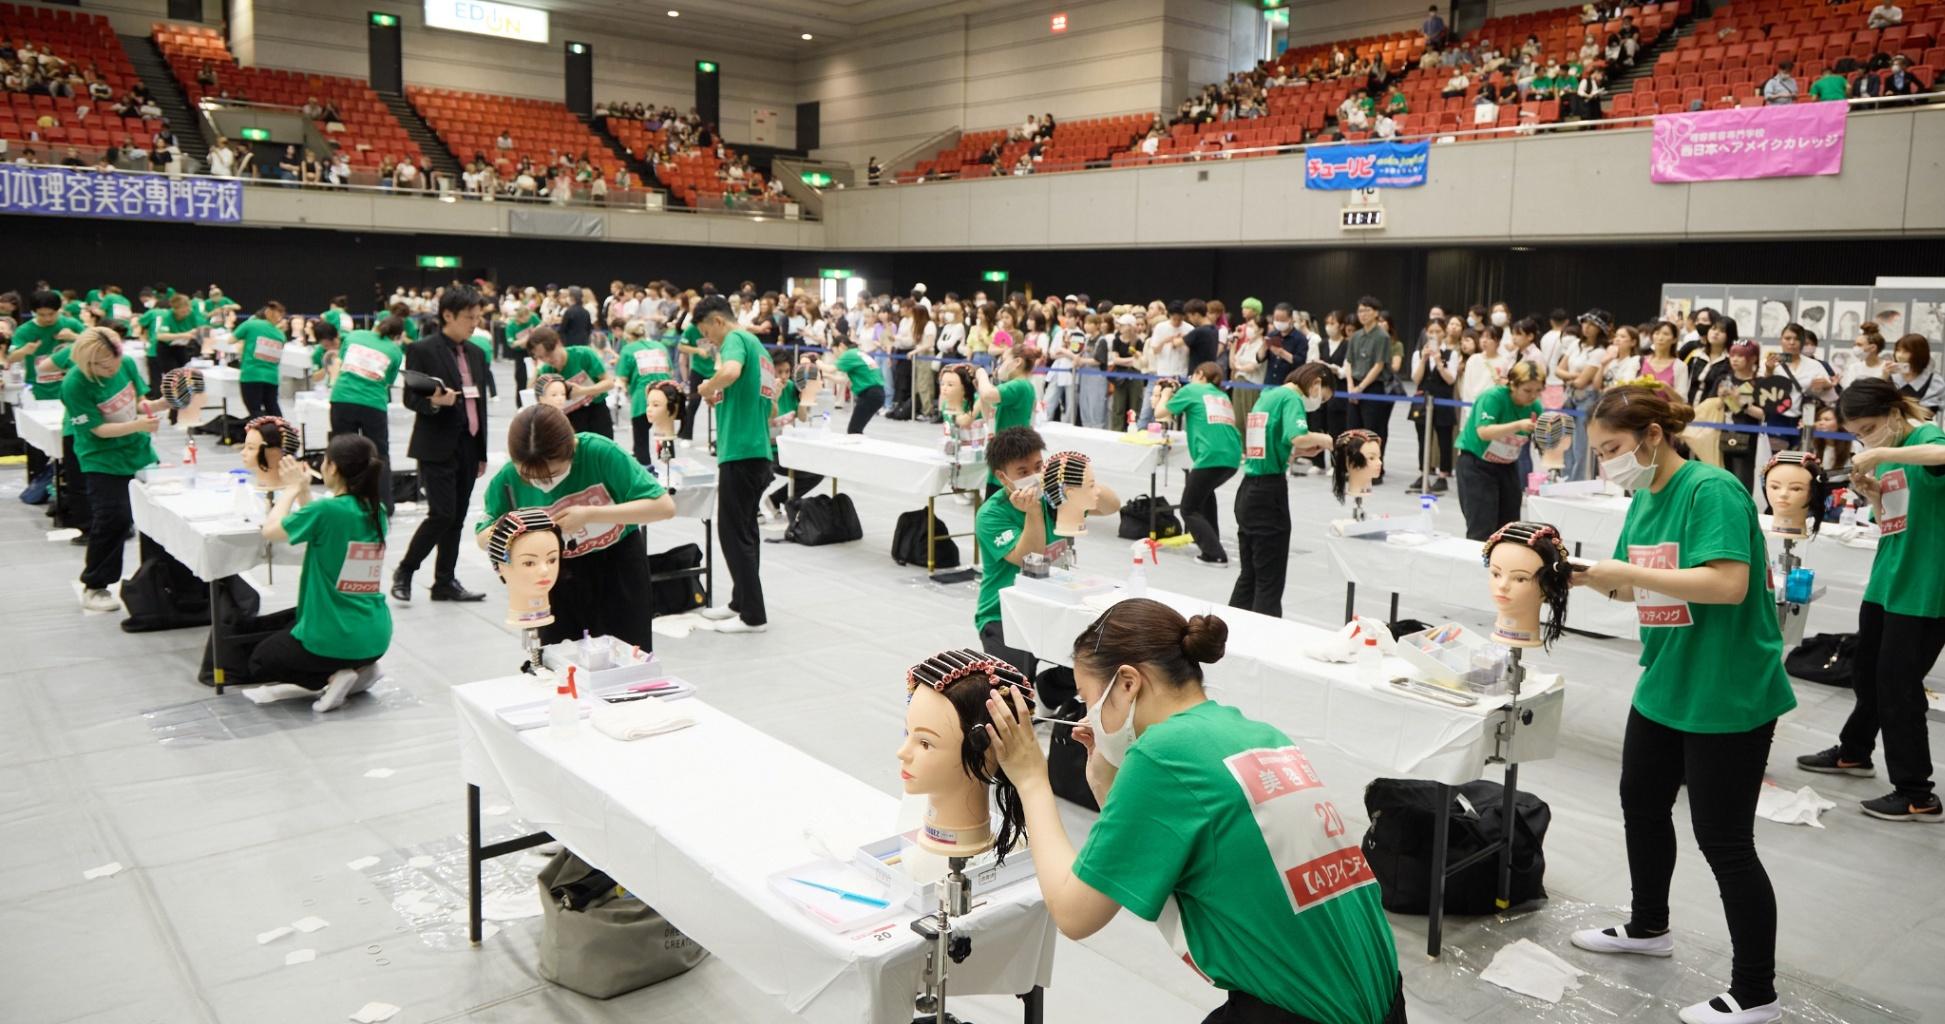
558, 285, 592, 348
392, 287, 490, 603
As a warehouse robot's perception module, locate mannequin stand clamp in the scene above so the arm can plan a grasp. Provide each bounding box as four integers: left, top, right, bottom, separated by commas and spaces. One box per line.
907, 857, 1046, 1024
519, 627, 544, 676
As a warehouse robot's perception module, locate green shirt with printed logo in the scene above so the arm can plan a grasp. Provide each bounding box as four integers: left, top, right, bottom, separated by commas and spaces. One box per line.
974, 487, 1055, 631
329, 330, 403, 412
1457, 384, 1540, 462
834, 347, 883, 392
235, 318, 289, 386
16, 316, 86, 401
617, 338, 677, 418
60, 358, 158, 476
712, 329, 772, 464
1861, 422, 1945, 618
285, 494, 392, 661
1166, 380, 1243, 470
478, 432, 667, 553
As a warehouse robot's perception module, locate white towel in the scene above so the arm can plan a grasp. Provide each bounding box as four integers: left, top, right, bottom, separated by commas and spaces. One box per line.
589, 698, 696, 741
1756, 782, 1836, 828
1479, 938, 1586, 1003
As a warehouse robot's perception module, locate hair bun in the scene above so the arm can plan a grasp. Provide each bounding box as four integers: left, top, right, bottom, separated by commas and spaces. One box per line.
1181, 615, 1229, 665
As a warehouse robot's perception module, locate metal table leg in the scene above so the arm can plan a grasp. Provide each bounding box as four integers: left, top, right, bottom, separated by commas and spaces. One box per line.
926, 495, 937, 574
1426, 782, 1452, 957
1343, 581, 1356, 624
1389, 592, 1400, 626
1018, 985, 1044, 1024
210, 579, 226, 695
466, 783, 553, 946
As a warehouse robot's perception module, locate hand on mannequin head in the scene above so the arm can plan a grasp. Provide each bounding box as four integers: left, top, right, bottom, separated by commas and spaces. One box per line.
1042, 450, 1098, 537
1481, 521, 1572, 648
898, 649, 1035, 861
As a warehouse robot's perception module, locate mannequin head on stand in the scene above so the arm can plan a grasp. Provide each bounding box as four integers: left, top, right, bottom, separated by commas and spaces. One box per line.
898, 649, 1035, 862
645, 380, 685, 438
1533, 411, 1574, 470
160, 368, 208, 423
939, 363, 978, 414
1332, 429, 1384, 503
487, 507, 563, 628
793, 362, 823, 407
241, 416, 301, 490
1041, 450, 1098, 537
1481, 521, 1572, 648
532, 372, 569, 409
1763, 450, 1828, 538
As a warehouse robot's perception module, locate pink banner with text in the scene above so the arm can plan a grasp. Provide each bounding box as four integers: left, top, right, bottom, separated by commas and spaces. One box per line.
1650, 103, 1847, 184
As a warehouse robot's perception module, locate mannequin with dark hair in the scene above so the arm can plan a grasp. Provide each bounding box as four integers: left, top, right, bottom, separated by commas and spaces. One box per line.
241, 415, 301, 490
1482, 520, 1573, 648
939, 362, 987, 445
1761, 451, 1828, 538
645, 379, 686, 469
1041, 450, 1098, 537
899, 649, 1035, 862
1332, 428, 1383, 504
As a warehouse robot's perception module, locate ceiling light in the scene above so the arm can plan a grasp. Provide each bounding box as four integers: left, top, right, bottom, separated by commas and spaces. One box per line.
666, 9, 679, 16
801, 33, 813, 40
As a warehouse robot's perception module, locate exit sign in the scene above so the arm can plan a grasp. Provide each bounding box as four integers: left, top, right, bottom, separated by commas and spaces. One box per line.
417, 255, 461, 269
819, 268, 854, 280
1050, 12, 1068, 32
800, 171, 834, 187
695, 60, 718, 73
981, 270, 1010, 283
239, 127, 270, 141
369, 11, 397, 27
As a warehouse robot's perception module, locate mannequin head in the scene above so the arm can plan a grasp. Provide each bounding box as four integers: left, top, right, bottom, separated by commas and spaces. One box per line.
532, 372, 569, 409
1762, 450, 1828, 537
939, 363, 977, 413
241, 416, 300, 490
645, 380, 685, 437
1041, 450, 1098, 537
1481, 521, 1572, 648
1151, 376, 1182, 413
1332, 429, 1383, 503
898, 649, 1035, 862
793, 361, 823, 407
1532, 410, 1575, 470
159, 368, 205, 408
488, 507, 563, 628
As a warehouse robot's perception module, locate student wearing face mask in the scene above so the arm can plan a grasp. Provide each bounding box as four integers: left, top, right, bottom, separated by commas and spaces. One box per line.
1456, 361, 1546, 541
1231, 366, 1336, 617
476, 404, 676, 651
1570, 384, 1795, 1024
1794, 379, 1945, 823
984, 599, 1406, 1024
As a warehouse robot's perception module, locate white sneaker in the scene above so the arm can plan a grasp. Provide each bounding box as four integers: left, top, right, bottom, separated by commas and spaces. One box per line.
350, 663, 384, 695
1678, 994, 1782, 1024
713, 618, 768, 634
81, 588, 121, 613
313, 669, 361, 713
1569, 925, 1674, 957
698, 606, 738, 621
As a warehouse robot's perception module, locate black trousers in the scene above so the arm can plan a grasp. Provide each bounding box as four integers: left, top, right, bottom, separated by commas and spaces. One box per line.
568, 401, 614, 439
329, 402, 393, 514
1720, 442, 1756, 492
538, 530, 656, 652
240, 380, 282, 419
59, 432, 95, 530
1455, 451, 1522, 541
1201, 974, 1406, 1024
1180, 465, 1236, 561
399, 453, 480, 584
849, 386, 884, 434
680, 369, 706, 441
770, 461, 823, 508
249, 627, 372, 689
979, 619, 1037, 680
1229, 474, 1290, 617
511, 351, 529, 405
1412, 408, 1455, 474
890, 356, 913, 409
80, 471, 135, 590
1837, 600, 1943, 797
716, 458, 768, 626
630, 413, 654, 466
1353, 394, 1392, 468
1620, 707, 1778, 1006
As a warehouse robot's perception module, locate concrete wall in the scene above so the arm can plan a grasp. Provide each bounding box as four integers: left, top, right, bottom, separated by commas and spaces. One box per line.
819, 106, 1945, 249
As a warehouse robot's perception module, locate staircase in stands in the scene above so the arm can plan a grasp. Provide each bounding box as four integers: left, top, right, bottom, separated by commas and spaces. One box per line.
119, 34, 208, 165
580, 114, 655, 187
380, 91, 463, 179
1611, 15, 1700, 96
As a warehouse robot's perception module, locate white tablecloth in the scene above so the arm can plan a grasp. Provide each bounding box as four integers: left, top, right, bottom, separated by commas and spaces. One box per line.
667, 480, 717, 521
16, 403, 60, 457
280, 343, 316, 380
128, 477, 304, 580
1527, 491, 1876, 632
1033, 423, 1183, 480
1000, 585, 1563, 785
454, 679, 1056, 1024
777, 431, 986, 504
1324, 532, 1642, 640
291, 393, 332, 448
194, 364, 243, 407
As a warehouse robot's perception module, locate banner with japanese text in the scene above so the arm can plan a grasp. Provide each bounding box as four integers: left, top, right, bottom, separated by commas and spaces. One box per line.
1303, 140, 1429, 190
1650, 103, 1846, 184
0, 166, 244, 223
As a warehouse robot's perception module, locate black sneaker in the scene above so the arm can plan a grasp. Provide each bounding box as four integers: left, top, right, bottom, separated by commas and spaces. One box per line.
1431, 476, 1450, 493
1860, 791, 1944, 823
1406, 475, 1426, 493
1796, 746, 1876, 778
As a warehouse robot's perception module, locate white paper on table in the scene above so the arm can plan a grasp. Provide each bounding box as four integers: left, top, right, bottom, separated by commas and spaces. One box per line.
348, 1001, 401, 1023
1479, 938, 1586, 1002
406, 855, 435, 869
82, 861, 124, 880
1756, 782, 1836, 828
292, 915, 330, 933
284, 948, 316, 966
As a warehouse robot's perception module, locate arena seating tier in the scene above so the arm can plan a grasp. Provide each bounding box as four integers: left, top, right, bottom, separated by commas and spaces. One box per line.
604, 116, 767, 207
412, 86, 617, 181
902, 114, 1148, 182
0, 5, 162, 156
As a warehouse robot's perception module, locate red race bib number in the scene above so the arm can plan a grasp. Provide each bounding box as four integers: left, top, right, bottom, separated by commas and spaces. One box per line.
1878, 469, 1909, 535
1627, 541, 1693, 627
252, 335, 285, 364
336, 541, 385, 593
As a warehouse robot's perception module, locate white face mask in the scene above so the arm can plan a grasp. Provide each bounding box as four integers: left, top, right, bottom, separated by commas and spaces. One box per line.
528, 469, 570, 492
1085, 680, 1139, 767
1600, 439, 1658, 489
1491, 310, 1509, 327
1303, 390, 1326, 413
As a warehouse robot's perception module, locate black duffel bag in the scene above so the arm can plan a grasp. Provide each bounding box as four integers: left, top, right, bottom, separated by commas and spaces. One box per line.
1361, 778, 1550, 915
785, 493, 863, 546
1116, 495, 1182, 540
1785, 632, 1857, 686
646, 542, 707, 616
890, 508, 960, 567
119, 546, 213, 633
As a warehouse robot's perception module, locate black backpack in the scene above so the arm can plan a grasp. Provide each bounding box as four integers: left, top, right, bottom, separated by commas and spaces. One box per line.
646, 542, 707, 616
1043, 697, 1097, 811
1785, 632, 1857, 686
198, 606, 297, 687
1361, 778, 1550, 915
785, 493, 863, 546
890, 508, 959, 567
1116, 495, 1183, 540
119, 547, 216, 633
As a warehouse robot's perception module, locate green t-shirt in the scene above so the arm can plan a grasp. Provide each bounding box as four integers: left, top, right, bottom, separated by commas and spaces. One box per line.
986, 377, 1040, 486
1072, 701, 1398, 1024
1862, 423, 1945, 618
1613, 460, 1797, 733
834, 347, 883, 392
235, 318, 289, 385
617, 339, 677, 418
478, 433, 667, 553
1242, 385, 1309, 477
321, 308, 350, 334
1457, 385, 1541, 462
713, 329, 774, 464
195, 295, 238, 319
1808, 73, 1850, 101
468, 330, 495, 364
973, 488, 1056, 631
1166, 381, 1243, 470
285, 494, 392, 661
506, 315, 541, 349
16, 316, 86, 400
682, 323, 715, 378
329, 330, 403, 411
50, 346, 77, 435
100, 294, 131, 317
61, 299, 84, 319
772, 378, 800, 458
60, 358, 158, 476
400, 317, 421, 341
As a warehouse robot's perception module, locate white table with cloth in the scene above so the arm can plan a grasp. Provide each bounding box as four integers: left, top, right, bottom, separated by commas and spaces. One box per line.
777, 430, 987, 573
1032, 423, 1182, 479
453, 677, 1056, 1024
16, 401, 60, 458
1324, 531, 1643, 640
999, 582, 1563, 955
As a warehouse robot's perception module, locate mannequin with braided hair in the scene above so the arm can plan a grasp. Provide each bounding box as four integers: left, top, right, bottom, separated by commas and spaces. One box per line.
899, 649, 1035, 861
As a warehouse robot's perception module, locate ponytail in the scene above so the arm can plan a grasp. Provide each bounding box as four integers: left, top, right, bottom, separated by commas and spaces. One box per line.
325, 433, 387, 538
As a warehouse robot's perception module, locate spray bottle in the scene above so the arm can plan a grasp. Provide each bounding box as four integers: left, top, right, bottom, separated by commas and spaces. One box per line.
549, 666, 581, 737
1355, 624, 1383, 690
1126, 538, 1158, 598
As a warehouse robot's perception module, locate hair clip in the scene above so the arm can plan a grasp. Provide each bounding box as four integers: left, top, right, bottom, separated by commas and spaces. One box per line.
487, 508, 560, 564
532, 372, 566, 395
1764, 449, 1823, 477
905, 648, 1033, 701
244, 415, 301, 456
1338, 428, 1380, 447
1482, 520, 1567, 569
1041, 450, 1091, 507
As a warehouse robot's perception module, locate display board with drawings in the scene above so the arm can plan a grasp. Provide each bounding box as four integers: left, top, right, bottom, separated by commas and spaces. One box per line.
1662, 283, 1945, 354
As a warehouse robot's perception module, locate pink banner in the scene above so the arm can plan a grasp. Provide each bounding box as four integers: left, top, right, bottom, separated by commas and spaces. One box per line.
1650, 102, 1847, 184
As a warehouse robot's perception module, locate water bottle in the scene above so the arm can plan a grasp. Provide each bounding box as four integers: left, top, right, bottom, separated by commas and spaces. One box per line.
1839, 501, 1858, 528
1356, 636, 1383, 689
549, 667, 581, 738
1127, 553, 1148, 599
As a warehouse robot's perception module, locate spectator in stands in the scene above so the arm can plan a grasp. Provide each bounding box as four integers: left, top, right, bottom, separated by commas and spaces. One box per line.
867, 155, 882, 185
1891, 333, 1945, 415
1422, 4, 1447, 46
1868, 1, 1903, 28
275, 145, 301, 184
1578, 32, 1601, 65
1385, 85, 1409, 115
1809, 67, 1851, 101
300, 148, 323, 186
496, 129, 513, 152
207, 136, 236, 177
1763, 61, 1800, 104
395, 157, 423, 191
1337, 92, 1370, 131
327, 149, 351, 188
1574, 68, 1609, 120
1884, 56, 1925, 99
1441, 68, 1471, 100
1703, 335, 1763, 488
1375, 110, 1401, 138
1474, 90, 1500, 126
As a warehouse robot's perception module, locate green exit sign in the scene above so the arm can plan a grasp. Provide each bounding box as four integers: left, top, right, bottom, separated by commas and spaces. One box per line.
981, 270, 1010, 283
417, 255, 461, 269
819, 268, 854, 280
695, 60, 718, 73
238, 127, 270, 141
369, 11, 397, 27
800, 171, 833, 187
568, 42, 587, 55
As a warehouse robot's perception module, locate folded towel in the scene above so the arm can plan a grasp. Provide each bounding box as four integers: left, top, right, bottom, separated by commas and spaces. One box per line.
589, 698, 696, 741
1479, 938, 1585, 1003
